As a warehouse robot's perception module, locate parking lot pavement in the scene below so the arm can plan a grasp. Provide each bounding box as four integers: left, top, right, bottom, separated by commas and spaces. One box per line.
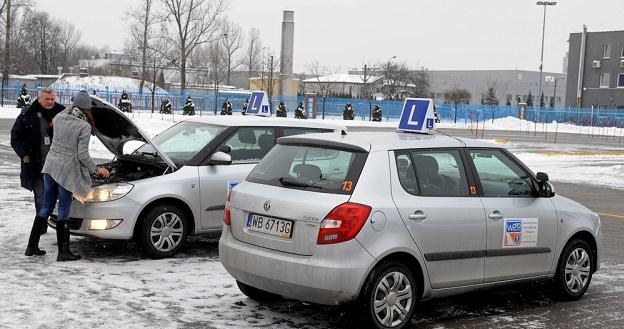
1, 119, 624, 328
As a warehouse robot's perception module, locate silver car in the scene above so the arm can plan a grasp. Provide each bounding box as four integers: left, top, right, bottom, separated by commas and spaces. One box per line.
49, 97, 346, 258
219, 131, 602, 329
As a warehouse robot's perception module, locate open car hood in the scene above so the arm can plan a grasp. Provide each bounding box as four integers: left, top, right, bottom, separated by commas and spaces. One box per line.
90, 96, 177, 170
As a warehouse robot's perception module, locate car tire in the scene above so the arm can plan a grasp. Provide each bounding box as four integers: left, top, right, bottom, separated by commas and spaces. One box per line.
138, 205, 188, 259
236, 280, 281, 302
359, 261, 417, 329
553, 239, 594, 301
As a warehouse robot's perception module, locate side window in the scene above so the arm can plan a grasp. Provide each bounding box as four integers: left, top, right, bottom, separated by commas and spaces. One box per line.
220, 127, 275, 163
282, 127, 333, 137
410, 150, 469, 197
469, 149, 534, 197
395, 153, 419, 195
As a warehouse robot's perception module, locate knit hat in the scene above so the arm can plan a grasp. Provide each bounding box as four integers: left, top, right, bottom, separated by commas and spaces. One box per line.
72, 90, 92, 110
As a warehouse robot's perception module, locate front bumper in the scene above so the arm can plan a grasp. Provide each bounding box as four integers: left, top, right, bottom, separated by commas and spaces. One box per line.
47, 196, 142, 240
219, 225, 375, 305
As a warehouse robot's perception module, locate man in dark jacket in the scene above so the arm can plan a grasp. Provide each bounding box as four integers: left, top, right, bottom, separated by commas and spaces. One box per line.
11, 87, 65, 236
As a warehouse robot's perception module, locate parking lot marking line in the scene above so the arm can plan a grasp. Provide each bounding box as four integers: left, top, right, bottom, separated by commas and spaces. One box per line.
597, 212, 624, 219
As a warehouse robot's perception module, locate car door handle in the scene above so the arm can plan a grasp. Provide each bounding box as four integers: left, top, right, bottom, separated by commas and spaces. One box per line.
488, 210, 503, 220
408, 211, 427, 221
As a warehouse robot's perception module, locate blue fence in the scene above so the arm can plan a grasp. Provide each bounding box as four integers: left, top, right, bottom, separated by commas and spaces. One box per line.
5, 84, 624, 128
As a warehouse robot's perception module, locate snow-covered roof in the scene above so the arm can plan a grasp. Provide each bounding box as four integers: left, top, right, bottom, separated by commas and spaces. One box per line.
302, 73, 381, 84
49, 75, 168, 94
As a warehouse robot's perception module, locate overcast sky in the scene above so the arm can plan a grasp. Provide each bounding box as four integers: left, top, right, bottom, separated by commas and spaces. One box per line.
36, 0, 624, 74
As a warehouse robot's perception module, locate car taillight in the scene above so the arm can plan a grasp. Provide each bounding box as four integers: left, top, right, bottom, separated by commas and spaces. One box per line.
317, 202, 371, 245
224, 191, 231, 225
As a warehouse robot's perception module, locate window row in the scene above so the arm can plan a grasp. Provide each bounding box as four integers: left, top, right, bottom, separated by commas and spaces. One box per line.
599, 73, 624, 88
396, 149, 534, 198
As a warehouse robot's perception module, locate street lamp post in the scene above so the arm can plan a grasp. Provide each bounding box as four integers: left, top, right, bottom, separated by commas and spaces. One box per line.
385, 55, 396, 100
211, 33, 228, 115
536, 1, 557, 118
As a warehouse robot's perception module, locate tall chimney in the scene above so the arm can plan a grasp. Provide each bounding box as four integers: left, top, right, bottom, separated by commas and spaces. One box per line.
279, 10, 296, 98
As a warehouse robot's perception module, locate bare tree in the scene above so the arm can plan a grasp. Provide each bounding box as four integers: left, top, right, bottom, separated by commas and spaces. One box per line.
242, 27, 262, 88
22, 10, 62, 74
405, 68, 431, 98
0, 0, 31, 105
481, 80, 508, 106
444, 87, 472, 123
58, 21, 81, 73
219, 20, 241, 86
444, 87, 472, 105
125, 0, 161, 92
380, 62, 413, 100
160, 0, 226, 92
260, 48, 279, 109
306, 61, 335, 119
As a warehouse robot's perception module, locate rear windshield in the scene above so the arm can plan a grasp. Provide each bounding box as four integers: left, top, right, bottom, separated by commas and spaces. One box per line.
246, 144, 367, 194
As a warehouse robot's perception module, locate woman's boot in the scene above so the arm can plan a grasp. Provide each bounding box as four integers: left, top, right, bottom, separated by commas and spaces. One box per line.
56, 221, 81, 261
25, 216, 47, 256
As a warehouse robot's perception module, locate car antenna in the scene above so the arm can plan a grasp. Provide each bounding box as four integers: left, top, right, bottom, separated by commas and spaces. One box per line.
341, 129, 347, 136
436, 129, 466, 147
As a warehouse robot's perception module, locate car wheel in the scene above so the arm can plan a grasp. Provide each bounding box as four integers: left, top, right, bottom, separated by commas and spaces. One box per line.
553, 239, 594, 301
359, 262, 417, 329
236, 280, 281, 302
139, 205, 188, 259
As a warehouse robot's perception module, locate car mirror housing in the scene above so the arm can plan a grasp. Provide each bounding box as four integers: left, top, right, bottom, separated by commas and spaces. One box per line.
220, 144, 232, 153
209, 151, 232, 165
539, 181, 555, 198
536, 172, 549, 182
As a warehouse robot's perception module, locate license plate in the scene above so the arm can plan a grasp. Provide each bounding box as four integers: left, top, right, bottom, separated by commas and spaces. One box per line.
246, 213, 293, 239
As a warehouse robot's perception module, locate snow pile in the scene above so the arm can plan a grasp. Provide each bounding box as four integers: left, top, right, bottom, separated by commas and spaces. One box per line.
50, 75, 168, 95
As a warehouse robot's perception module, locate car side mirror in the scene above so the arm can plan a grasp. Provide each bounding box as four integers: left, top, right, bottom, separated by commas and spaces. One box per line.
536, 172, 549, 182
209, 151, 232, 165
219, 144, 232, 153
536, 172, 555, 197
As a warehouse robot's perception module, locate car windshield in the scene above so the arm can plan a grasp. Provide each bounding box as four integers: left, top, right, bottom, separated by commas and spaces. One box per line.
246, 144, 367, 194
134, 121, 226, 165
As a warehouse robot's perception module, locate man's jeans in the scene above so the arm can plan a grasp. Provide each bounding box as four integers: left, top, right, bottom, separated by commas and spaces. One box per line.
37, 173, 73, 221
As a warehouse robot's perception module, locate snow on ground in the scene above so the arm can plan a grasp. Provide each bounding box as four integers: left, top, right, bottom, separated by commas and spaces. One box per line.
2, 108, 624, 328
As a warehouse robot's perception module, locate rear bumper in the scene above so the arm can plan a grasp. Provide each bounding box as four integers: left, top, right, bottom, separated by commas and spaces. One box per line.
219, 225, 375, 305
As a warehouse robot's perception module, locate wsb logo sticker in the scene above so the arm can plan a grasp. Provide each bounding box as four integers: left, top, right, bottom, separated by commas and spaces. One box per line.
504, 220, 523, 246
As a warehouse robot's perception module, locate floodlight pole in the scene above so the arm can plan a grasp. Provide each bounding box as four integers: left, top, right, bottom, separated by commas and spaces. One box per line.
536, 1, 557, 129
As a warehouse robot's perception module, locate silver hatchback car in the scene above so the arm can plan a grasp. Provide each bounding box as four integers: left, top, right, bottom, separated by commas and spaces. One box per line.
219, 131, 602, 329
50, 97, 346, 258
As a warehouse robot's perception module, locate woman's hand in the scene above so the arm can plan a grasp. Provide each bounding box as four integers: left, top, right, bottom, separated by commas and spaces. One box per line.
95, 167, 110, 178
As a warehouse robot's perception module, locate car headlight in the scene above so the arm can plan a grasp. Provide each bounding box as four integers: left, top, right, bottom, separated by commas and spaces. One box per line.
84, 183, 133, 202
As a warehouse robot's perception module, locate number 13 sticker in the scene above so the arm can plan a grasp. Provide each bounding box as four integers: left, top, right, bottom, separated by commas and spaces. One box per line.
342, 180, 353, 192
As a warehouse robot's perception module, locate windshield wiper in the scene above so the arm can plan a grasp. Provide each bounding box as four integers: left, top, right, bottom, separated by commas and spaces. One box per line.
278, 176, 322, 189
137, 151, 160, 157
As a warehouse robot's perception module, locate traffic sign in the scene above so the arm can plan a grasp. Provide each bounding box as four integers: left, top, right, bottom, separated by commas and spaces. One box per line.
397, 98, 436, 134
247, 91, 271, 117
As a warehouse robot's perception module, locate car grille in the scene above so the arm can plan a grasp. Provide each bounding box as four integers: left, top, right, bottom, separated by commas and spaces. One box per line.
50, 214, 83, 230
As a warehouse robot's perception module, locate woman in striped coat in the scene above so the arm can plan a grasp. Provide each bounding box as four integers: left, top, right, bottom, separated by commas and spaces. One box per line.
25, 90, 110, 261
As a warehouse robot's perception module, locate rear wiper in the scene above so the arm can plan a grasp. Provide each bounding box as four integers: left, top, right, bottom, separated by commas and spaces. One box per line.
278, 176, 322, 189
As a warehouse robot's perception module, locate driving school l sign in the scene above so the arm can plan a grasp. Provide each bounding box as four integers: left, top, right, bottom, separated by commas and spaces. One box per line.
397, 98, 436, 134
247, 91, 271, 117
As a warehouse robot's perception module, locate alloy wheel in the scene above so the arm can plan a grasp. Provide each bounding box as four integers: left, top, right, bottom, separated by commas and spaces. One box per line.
150, 212, 184, 252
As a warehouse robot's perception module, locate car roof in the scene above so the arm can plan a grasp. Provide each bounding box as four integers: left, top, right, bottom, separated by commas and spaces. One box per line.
184, 115, 347, 130
278, 131, 499, 152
